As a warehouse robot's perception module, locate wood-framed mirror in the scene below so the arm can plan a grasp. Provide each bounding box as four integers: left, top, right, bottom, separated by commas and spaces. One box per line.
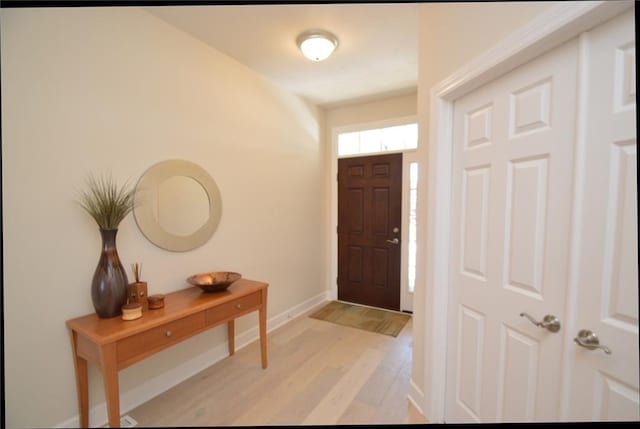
133, 159, 222, 252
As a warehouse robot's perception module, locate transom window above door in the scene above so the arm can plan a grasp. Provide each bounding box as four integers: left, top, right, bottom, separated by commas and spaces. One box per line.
338, 123, 418, 156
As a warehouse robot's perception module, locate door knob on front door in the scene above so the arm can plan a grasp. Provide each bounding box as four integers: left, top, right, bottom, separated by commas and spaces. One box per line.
519, 312, 562, 332
574, 330, 612, 355
386, 238, 399, 244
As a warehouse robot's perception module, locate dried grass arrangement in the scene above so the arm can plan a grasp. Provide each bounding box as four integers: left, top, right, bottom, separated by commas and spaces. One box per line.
78, 172, 136, 230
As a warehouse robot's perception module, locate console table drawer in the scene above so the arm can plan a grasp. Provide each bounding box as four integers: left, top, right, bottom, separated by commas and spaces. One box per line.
117, 312, 205, 364
205, 293, 261, 326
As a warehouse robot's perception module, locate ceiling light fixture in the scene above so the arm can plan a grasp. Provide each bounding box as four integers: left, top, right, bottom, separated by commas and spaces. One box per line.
297, 29, 339, 62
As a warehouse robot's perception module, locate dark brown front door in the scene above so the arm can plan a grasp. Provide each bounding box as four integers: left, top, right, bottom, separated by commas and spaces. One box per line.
337, 153, 402, 311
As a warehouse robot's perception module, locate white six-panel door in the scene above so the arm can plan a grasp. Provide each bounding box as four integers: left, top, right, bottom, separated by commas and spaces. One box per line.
446, 35, 578, 423
564, 10, 638, 420
446, 9, 637, 423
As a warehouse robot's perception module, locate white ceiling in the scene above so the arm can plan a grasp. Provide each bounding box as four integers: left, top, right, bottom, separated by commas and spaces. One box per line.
145, 3, 418, 107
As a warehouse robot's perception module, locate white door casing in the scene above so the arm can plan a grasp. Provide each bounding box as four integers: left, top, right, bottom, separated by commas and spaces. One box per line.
421, 1, 636, 423
444, 8, 637, 423
563, 10, 638, 421
446, 36, 579, 423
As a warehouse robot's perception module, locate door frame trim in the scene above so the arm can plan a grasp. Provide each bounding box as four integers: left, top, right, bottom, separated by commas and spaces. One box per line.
421, 0, 633, 422
330, 116, 419, 313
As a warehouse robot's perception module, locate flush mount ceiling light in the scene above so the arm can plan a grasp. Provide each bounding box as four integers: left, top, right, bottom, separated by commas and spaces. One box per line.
297, 29, 339, 62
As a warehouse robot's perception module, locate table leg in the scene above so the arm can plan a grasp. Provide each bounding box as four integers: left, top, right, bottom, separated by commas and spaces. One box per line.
227, 319, 235, 355
99, 343, 120, 428
69, 330, 89, 427
259, 288, 268, 369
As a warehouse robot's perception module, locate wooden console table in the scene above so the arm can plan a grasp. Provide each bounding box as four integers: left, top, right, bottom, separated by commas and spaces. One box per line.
66, 279, 268, 428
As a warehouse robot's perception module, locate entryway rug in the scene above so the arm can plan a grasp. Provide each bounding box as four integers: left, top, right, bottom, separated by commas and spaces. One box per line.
309, 300, 410, 337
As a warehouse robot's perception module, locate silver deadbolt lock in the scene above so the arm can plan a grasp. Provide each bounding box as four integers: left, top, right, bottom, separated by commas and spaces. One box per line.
393, 227, 399, 233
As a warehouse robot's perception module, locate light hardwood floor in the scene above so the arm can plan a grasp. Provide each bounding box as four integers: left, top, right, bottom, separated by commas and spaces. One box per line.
128, 304, 426, 426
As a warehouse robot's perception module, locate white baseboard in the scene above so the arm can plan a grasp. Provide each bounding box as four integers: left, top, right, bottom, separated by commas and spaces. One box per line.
56, 290, 330, 428
407, 378, 427, 422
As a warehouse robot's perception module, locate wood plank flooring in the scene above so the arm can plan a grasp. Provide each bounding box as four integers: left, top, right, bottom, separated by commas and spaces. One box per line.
127, 304, 427, 426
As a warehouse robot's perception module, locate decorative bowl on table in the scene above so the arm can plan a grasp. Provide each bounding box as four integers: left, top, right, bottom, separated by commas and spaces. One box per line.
187, 271, 242, 292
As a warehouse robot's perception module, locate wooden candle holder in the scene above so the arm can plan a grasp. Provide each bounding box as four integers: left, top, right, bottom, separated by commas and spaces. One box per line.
127, 282, 148, 310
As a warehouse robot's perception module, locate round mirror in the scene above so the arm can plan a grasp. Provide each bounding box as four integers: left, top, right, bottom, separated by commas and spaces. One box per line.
154, 176, 210, 237
134, 160, 222, 252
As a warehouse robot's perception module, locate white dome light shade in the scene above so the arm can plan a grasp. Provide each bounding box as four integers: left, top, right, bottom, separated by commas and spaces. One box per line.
297, 30, 338, 62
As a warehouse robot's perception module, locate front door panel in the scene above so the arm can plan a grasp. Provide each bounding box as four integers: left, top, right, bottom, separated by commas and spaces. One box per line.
338, 153, 402, 311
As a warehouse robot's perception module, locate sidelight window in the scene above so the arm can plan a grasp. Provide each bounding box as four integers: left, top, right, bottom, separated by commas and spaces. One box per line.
408, 162, 418, 293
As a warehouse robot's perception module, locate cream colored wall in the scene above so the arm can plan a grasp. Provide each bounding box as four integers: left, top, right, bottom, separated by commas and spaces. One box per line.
1, 7, 326, 428
413, 0, 562, 418
324, 92, 417, 130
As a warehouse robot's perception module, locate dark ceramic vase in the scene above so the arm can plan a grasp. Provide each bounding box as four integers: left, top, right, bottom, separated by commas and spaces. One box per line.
91, 228, 129, 318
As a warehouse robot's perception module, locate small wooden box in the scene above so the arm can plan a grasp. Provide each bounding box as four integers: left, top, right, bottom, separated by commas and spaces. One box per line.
127, 282, 148, 310
148, 294, 165, 310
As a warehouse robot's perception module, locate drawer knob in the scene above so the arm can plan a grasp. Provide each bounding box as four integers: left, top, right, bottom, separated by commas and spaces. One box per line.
165, 330, 172, 337
235, 303, 241, 309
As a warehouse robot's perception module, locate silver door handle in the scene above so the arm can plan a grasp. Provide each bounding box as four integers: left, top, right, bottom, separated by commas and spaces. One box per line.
386, 238, 399, 244
574, 329, 612, 354
519, 312, 561, 333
